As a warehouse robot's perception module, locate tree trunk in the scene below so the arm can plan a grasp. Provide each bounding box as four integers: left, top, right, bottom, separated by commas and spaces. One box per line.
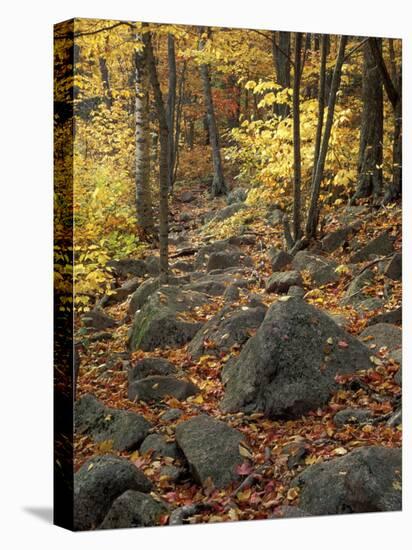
198, 27, 227, 196
305, 35, 348, 240
312, 34, 328, 185
292, 32, 303, 242
166, 34, 177, 192
352, 38, 383, 203
273, 31, 291, 118
134, 42, 154, 237
144, 32, 169, 283
98, 56, 113, 108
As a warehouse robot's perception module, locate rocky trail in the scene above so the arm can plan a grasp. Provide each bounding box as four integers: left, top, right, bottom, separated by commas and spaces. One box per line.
74, 187, 402, 529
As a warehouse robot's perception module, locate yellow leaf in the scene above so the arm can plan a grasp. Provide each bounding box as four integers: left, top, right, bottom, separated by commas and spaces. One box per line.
332, 447, 348, 456
287, 487, 300, 501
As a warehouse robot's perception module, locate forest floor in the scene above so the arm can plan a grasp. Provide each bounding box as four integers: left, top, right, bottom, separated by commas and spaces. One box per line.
75, 184, 402, 525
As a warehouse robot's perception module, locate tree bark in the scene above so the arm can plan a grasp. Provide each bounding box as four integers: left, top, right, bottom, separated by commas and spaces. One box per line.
312, 34, 328, 186
305, 35, 348, 240
292, 32, 303, 242
98, 56, 113, 108
134, 41, 154, 237
166, 34, 177, 192
198, 27, 227, 196
273, 31, 291, 118
352, 38, 383, 203
144, 32, 169, 283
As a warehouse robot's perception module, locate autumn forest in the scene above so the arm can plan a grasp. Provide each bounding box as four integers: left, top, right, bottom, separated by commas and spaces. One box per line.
54, 19, 402, 530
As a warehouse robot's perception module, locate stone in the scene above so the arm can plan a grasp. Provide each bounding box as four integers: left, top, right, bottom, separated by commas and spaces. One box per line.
74, 455, 152, 530
140, 433, 181, 460
161, 408, 183, 422
206, 250, 252, 272
288, 285, 306, 298
342, 269, 374, 306
159, 465, 185, 482
350, 231, 395, 263
128, 286, 208, 351
205, 202, 247, 223
194, 241, 240, 270
291, 446, 401, 515
268, 248, 292, 272
321, 222, 361, 253
128, 357, 177, 383
385, 252, 402, 281
265, 271, 303, 293
128, 278, 160, 315
272, 506, 311, 519
145, 256, 160, 276
99, 490, 168, 529
333, 408, 373, 427
355, 297, 383, 313
128, 375, 199, 403
221, 297, 373, 419
184, 277, 226, 296
75, 394, 151, 452
266, 209, 284, 227
366, 307, 402, 327
360, 323, 402, 353
81, 308, 117, 330
292, 251, 339, 285
180, 212, 191, 222
175, 415, 245, 488
100, 277, 141, 307
223, 284, 240, 302
188, 303, 267, 359
227, 188, 248, 204
180, 190, 195, 202
107, 258, 148, 278
171, 260, 195, 272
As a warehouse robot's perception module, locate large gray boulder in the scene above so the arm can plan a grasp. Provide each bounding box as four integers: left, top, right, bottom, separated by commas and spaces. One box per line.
385, 252, 402, 281
107, 258, 148, 278
292, 446, 402, 515
227, 188, 248, 205
188, 303, 267, 359
100, 277, 141, 307
342, 269, 375, 306
194, 241, 241, 270
366, 307, 402, 327
128, 357, 177, 382
268, 247, 292, 272
139, 433, 181, 460
292, 251, 339, 286
128, 375, 199, 403
350, 231, 395, 263
75, 394, 151, 451
206, 249, 252, 272
81, 308, 117, 330
128, 286, 208, 351
321, 222, 361, 253
99, 490, 168, 529
74, 455, 152, 530
360, 323, 402, 353
265, 271, 303, 293
221, 297, 374, 418
175, 415, 245, 488
205, 202, 247, 223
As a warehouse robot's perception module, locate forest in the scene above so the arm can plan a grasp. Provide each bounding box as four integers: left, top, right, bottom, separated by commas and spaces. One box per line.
54, 18, 402, 529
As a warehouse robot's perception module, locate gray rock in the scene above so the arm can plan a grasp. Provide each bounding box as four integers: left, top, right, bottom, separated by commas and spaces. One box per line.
128, 357, 177, 383
272, 506, 312, 519
321, 223, 361, 253
366, 307, 402, 327
161, 408, 183, 422
128, 375, 199, 403
355, 297, 384, 313
223, 284, 240, 302
392, 349, 402, 385
128, 278, 160, 315
265, 271, 303, 293
205, 202, 247, 223
74, 455, 152, 530
188, 303, 267, 359
266, 209, 284, 227
206, 249, 252, 272
180, 212, 191, 222
81, 308, 117, 330
333, 408, 373, 427
159, 465, 185, 482
227, 233, 257, 246
99, 490, 167, 529
338, 205, 369, 225
100, 277, 141, 307
292, 446, 402, 515
184, 277, 226, 296
175, 415, 245, 488
350, 232, 395, 263
221, 297, 373, 419
194, 241, 240, 270
140, 434, 181, 460
268, 248, 292, 272
128, 286, 208, 351
227, 188, 248, 204
360, 323, 402, 353
107, 258, 147, 278
180, 190, 195, 203
288, 285, 306, 298
292, 251, 339, 285
171, 260, 195, 272
342, 269, 375, 306
75, 394, 151, 452
385, 252, 402, 281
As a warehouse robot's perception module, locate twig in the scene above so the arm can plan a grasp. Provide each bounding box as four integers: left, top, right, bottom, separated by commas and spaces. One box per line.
169, 503, 213, 525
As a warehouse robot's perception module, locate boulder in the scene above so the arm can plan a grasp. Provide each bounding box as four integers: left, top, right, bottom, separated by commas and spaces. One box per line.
188, 303, 267, 359
266, 209, 284, 227
272, 506, 311, 519
99, 490, 168, 529
161, 408, 183, 422
342, 269, 374, 306
292, 251, 339, 286
385, 252, 402, 281
184, 277, 226, 296
227, 188, 248, 204
75, 394, 151, 451
366, 307, 402, 327
145, 256, 160, 276
128, 286, 208, 351
333, 408, 373, 427
100, 277, 141, 307
360, 323, 402, 353
140, 433, 181, 460
268, 248, 292, 272
206, 249, 252, 272
321, 223, 361, 253
223, 284, 240, 302
288, 285, 305, 298
180, 190, 195, 203
265, 271, 303, 293
128, 375, 199, 403
74, 455, 152, 530
221, 297, 373, 418
175, 415, 245, 488
355, 297, 384, 313
107, 258, 147, 278
195, 241, 240, 270
81, 308, 117, 330
292, 446, 401, 515
179, 212, 191, 223
350, 232, 395, 263
128, 357, 177, 383
205, 202, 247, 223
171, 260, 195, 272
128, 278, 160, 315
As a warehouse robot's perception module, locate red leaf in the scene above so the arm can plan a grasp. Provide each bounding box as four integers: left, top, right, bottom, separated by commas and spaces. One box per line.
236, 462, 253, 476
338, 340, 349, 348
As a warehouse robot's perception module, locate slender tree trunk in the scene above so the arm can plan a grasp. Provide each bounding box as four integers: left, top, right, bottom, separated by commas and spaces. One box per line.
273, 31, 291, 118
98, 56, 113, 108
305, 35, 348, 240
292, 32, 303, 242
352, 38, 383, 203
198, 27, 227, 196
312, 34, 328, 185
172, 62, 186, 183
144, 32, 169, 283
166, 34, 177, 192
134, 42, 154, 237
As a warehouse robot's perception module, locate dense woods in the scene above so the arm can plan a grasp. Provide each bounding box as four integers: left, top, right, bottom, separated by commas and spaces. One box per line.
54, 19, 402, 529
